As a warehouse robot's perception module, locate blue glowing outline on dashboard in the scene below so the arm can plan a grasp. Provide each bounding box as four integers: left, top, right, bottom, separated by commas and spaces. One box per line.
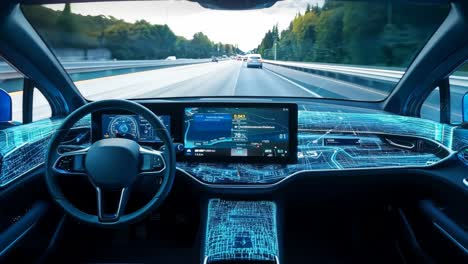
178, 110, 462, 184
0, 117, 90, 187
1, 107, 467, 186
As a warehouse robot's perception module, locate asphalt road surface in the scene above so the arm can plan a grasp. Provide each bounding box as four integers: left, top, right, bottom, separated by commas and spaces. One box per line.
75, 60, 319, 99
8, 60, 454, 122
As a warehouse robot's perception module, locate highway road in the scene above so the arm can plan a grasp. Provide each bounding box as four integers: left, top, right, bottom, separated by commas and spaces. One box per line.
6, 60, 459, 123
75, 60, 318, 99
74, 60, 445, 121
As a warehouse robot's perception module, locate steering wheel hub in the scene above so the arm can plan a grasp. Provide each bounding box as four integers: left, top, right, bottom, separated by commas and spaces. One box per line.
86, 138, 140, 189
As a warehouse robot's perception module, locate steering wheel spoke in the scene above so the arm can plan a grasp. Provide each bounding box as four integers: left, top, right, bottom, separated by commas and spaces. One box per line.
138, 147, 167, 177
96, 187, 130, 222
52, 147, 89, 177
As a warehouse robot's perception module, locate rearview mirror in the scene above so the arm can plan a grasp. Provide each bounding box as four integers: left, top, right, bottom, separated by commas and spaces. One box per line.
0, 88, 12, 122
190, 0, 279, 10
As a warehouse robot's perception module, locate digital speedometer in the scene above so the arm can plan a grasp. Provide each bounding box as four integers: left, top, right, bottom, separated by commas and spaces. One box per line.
108, 116, 139, 140
101, 114, 171, 142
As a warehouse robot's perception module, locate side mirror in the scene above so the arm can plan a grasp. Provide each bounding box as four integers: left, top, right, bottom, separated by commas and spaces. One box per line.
0, 88, 12, 122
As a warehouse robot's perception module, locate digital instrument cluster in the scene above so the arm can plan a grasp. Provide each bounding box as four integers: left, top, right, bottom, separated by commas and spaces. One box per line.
101, 114, 170, 142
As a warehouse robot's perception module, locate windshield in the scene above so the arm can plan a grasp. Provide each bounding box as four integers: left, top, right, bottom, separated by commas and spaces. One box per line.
22, 0, 448, 101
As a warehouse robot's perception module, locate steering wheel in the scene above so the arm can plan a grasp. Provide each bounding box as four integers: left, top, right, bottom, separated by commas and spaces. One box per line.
45, 100, 176, 226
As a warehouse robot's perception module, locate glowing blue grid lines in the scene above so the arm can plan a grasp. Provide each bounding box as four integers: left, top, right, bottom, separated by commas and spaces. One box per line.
0, 117, 90, 186
0, 119, 61, 186
1, 107, 467, 187
178, 109, 464, 184
298, 111, 454, 147
458, 148, 468, 166
178, 131, 449, 184
205, 199, 279, 263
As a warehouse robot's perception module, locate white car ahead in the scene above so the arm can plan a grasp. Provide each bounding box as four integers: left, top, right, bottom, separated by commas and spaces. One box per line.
246, 54, 262, 68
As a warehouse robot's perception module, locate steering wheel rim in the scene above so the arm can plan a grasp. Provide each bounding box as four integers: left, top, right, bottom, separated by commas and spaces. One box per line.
45, 99, 176, 226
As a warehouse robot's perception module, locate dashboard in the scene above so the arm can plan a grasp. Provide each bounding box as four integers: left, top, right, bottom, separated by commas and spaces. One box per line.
1, 99, 466, 187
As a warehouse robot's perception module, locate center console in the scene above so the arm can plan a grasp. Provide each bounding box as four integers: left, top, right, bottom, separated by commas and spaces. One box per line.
203, 199, 280, 264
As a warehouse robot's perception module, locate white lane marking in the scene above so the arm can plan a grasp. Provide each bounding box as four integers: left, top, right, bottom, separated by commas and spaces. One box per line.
265, 68, 322, 97
231, 61, 242, 95
267, 64, 388, 97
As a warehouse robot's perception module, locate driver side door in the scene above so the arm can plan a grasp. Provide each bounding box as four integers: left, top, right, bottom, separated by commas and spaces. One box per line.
0, 57, 64, 263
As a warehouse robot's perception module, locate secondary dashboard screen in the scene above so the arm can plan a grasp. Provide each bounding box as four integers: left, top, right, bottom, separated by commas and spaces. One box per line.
102, 114, 170, 142
184, 107, 291, 159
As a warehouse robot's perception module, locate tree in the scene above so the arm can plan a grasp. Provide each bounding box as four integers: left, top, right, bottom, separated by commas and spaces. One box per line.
57, 3, 76, 33
190, 32, 213, 58
255, 1, 447, 67
22, 5, 240, 60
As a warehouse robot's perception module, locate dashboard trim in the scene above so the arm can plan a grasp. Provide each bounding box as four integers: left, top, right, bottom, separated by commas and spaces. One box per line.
175, 151, 457, 189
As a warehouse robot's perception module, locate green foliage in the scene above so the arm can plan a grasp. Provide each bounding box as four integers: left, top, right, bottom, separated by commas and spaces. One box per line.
22, 5, 239, 60
257, 2, 448, 67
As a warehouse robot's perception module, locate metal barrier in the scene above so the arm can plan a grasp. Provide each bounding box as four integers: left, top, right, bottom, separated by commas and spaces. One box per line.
264, 60, 468, 93
0, 59, 211, 80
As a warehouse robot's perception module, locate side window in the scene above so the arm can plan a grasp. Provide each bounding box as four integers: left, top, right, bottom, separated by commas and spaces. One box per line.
449, 63, 468, 124
33, 88, 52, 121
0, 57, 52, 125
421, 61, 468, 124
421, 87, 440, 123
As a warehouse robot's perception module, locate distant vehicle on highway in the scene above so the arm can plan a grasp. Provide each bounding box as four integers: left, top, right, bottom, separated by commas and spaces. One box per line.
246, 54, 262, 68
165, 56, 177, 61
211, 56, 218, 62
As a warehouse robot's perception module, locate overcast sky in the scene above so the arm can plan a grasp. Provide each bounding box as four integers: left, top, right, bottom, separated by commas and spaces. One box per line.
46, 0, 323, 51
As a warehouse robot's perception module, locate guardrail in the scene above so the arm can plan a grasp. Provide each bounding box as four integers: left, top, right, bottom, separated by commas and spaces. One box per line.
264, 60, 468, 93
0, 59, 211, 80
263, 60, 403, 93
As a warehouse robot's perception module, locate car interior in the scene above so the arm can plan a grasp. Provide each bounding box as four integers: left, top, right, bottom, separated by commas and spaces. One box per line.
0, 0, 467, 263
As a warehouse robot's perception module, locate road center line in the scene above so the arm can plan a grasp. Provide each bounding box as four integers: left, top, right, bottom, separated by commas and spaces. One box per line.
264, 68, 322, 98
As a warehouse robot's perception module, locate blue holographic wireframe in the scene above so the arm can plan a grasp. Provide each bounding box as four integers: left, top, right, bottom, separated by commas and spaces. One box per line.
458, 148, 468, 166
204, 199, 278, 263
178, 110, 463, 184
0, 117, 90, 186
1, 106, 467, 186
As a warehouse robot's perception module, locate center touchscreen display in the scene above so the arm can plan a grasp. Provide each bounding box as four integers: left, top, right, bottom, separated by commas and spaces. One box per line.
183, 106, 296, 162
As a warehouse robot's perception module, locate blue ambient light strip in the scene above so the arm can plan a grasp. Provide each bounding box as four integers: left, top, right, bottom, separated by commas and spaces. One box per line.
204, 199, 279, 263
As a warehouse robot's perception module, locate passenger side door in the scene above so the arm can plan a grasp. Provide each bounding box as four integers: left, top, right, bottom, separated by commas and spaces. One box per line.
406, 61, 468, 262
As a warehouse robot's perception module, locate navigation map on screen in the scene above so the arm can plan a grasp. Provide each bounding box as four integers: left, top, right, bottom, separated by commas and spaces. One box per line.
184, 107, 290, 158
